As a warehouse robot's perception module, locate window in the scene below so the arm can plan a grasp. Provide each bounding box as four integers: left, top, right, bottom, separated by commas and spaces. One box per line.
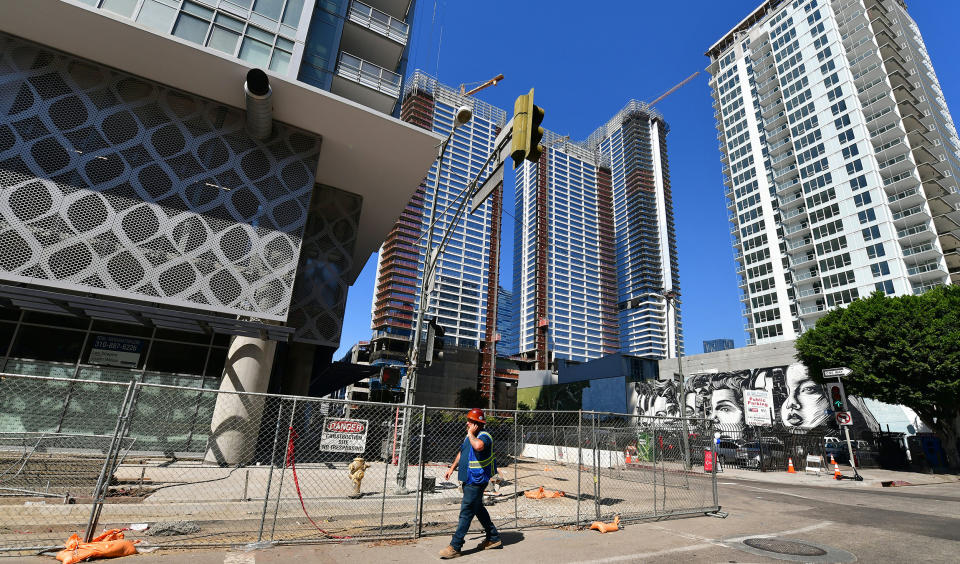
870, 262, 890, 277
858, 208, 877, 224
845, 159, 864, 175
862, 225, 881, 241
838, 129, 856, 144
853, 191, 872, 207
875, 280, 895, 295
849, 174, 868, 190
841, 144, 859, 159
830, 100, 847, 116
834, 114, 851, 129
866, 242, 885, 259
172, 3, 213, 44
136, 0, 177, 31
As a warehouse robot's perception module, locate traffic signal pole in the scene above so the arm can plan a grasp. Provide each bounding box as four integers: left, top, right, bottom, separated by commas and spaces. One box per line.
835, 376, 862, 481
394, 119, 516, 493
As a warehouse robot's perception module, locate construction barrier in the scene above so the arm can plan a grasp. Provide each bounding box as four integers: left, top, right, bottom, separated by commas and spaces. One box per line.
0, 373, 720, 556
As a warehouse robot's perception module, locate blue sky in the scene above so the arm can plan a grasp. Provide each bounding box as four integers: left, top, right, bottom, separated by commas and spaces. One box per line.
335, 0, 960, 359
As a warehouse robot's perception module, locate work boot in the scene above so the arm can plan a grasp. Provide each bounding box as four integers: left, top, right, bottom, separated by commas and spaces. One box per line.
439, 545, 462, 559
478, 538, 502, 550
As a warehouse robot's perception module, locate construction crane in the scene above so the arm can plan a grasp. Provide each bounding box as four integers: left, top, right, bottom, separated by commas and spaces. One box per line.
647, 71, 700, 107
459, 73, 504, 97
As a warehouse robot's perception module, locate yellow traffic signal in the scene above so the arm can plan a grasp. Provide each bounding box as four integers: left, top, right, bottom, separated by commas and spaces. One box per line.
511, 88, 545, 168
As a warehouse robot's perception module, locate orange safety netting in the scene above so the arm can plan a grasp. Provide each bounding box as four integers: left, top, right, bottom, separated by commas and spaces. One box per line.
56, 529, 137, 564
523, 486, 565, 499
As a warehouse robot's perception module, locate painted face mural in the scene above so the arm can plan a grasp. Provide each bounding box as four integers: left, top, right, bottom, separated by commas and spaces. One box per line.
780, 364, 830, 430
668, 363, 876, 433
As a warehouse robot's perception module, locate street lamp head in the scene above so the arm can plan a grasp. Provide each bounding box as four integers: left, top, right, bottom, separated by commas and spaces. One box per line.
454, 105, 473, 128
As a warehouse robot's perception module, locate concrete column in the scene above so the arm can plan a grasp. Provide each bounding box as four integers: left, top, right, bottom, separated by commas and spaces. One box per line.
204, 335, 277, 466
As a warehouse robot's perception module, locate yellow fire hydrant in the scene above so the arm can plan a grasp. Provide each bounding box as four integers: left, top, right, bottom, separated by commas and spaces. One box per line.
347, 457, 371, 498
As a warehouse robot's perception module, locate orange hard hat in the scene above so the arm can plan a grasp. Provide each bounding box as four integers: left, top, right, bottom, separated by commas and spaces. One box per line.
467, 408, 486, 424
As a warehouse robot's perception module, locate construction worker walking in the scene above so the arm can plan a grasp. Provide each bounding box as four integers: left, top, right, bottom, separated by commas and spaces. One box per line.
439, 408, 502, 559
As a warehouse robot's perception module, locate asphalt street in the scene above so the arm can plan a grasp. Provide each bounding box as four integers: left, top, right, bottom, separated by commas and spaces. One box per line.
19, 475, 960, 563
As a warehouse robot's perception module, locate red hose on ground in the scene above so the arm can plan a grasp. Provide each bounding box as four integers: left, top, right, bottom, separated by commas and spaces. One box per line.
285, 427, 351, 540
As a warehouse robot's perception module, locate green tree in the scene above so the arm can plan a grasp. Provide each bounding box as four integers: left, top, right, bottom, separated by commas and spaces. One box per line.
795, 287, 960, 469
455, 387, 485, 409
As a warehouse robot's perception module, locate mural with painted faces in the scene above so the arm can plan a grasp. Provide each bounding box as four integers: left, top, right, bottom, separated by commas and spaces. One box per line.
780, 364, 830, 429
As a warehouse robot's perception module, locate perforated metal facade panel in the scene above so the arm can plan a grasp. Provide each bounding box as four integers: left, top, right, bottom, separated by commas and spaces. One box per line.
0, 33, 320, 321
288, 184, 362, 346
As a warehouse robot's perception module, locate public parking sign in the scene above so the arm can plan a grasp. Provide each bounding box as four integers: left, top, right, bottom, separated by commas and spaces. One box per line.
319, 418, 369, 453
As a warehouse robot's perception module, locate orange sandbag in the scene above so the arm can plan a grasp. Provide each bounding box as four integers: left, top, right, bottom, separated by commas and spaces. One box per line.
523, 486, 565, 499
589, 514, 620, 533
56, 529, 137, 564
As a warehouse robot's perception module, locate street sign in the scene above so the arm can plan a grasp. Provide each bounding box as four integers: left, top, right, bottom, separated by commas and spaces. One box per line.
835, 411, 853, 426
744, 389, 774, 426
823, 367, 852, 378
319, 418, 369, 453
471, 159, 503, 214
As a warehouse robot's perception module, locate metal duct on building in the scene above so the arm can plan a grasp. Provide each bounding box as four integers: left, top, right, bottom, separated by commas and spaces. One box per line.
244, 68, 273, 140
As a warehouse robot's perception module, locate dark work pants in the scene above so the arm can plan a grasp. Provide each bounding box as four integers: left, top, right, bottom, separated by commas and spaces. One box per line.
450, 482, 500, 550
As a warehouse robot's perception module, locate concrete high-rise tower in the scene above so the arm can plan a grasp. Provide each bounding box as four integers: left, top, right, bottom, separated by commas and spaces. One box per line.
707, 0, 960, 345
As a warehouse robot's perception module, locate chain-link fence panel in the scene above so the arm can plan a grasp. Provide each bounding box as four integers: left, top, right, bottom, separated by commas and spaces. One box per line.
514, 410, 583, 528
261, 400, 422, 543
91, 384, 291, 548
0, 374, 133, 555
588, 414, 718, 523
417, 408, 523, 539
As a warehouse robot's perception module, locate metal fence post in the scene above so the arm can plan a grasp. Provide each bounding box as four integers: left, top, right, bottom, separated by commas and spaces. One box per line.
513, 410, 518, 528
591, 414, 599, 520
270, 398, 298, 541
710, 419, 719, 510
257, 398, 285, 542
84, 380, 136, 542
652, 417, 657, 517
576, 410, 582, 527
415, 404, 427, 538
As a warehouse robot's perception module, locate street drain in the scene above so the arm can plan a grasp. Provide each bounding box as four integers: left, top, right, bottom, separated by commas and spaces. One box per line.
730, 537, 856, 563
743, 538, 827, 556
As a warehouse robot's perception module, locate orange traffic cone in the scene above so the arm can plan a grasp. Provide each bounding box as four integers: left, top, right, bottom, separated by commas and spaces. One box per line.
832, 456, 842, 480
787, 457, 796, 473
624, 449, 632, 464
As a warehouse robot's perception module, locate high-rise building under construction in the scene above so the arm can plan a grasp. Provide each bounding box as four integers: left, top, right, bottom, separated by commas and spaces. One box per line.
707, 0, 960, 345
513, 102, 683, 365
369, 72, 506, 377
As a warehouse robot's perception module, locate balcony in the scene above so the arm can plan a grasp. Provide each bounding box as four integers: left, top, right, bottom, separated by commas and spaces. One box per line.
341, 0, 409, 72
776, 176, 801, 195
767, 122, 790, 143
784, 221, 810, 236
895, 209, 932, 233
912, 280, 945, 295
790, 252, 817, 268
771, 150, 795, 168
906, 261, 943, 278
887, 185, 924, 208
332, 52, 402, 113
773, 163, 799, 182
796, 286, 822, 299
779, 191, 804, 208
794, 269, 819, 282
901, 241, 940, 261
897, 222, 932, 242
787, 235, 813, 252
764, 110, 788, 130
780, 206, 806, 222
799, 303, 827, 316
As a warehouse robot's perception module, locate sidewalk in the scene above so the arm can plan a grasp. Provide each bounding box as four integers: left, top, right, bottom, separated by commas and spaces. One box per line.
717, 463, 960, 488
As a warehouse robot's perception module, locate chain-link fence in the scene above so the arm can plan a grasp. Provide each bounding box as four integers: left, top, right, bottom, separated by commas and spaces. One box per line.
0, 374, 719, 556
